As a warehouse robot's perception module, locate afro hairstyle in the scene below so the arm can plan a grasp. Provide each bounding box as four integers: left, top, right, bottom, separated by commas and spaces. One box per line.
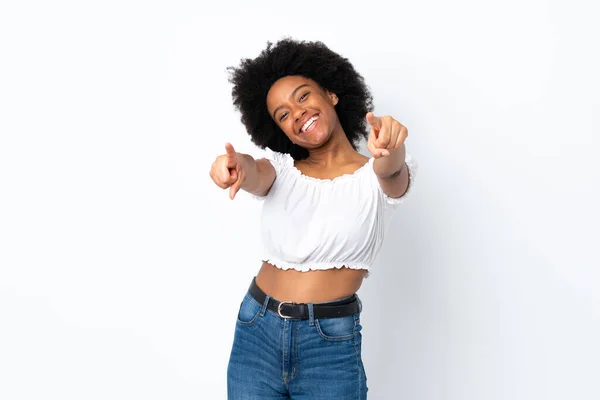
227, 38, 374, 160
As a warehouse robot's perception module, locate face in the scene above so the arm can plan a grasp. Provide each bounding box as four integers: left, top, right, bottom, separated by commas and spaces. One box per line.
266, 76, 339, 149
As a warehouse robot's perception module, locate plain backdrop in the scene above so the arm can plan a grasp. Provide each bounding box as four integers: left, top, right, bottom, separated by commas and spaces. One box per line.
1, 0, 599, 399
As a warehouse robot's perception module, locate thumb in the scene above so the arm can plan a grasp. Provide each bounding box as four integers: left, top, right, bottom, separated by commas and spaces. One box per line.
366, 112, 381, 129
229, 167, 244, 200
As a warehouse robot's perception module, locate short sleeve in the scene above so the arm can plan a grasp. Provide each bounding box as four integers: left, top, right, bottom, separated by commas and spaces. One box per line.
382, 152, 418, 206
265, 150, 291, 177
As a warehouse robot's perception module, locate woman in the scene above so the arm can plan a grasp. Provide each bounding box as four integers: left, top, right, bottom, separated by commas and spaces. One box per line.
210, 38, 416, 399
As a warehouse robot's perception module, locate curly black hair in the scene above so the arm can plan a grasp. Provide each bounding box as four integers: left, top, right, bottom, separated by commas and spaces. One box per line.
227, 38, 374, 160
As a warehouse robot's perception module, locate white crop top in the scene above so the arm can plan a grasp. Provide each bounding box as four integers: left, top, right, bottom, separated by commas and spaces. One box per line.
253, 151, 417, 273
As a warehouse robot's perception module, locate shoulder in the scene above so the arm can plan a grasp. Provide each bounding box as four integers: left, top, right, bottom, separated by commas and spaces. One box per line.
259, 150, 293, 174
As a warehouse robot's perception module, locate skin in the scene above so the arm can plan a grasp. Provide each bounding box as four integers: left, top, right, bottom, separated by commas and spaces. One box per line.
210, 76, 410, 303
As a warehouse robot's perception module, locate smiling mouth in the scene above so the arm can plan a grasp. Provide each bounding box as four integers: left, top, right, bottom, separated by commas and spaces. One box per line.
300, 114, 319, 134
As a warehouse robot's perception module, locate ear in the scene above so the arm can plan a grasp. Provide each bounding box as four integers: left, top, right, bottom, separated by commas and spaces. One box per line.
327, 91, 339, 106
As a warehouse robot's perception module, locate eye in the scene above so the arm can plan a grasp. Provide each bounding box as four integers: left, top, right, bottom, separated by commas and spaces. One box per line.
299, 92, 310, 102
279, 112, 288, 122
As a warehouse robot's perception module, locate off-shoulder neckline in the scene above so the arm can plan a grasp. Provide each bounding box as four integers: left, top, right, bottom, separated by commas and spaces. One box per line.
285, 153, 374, 183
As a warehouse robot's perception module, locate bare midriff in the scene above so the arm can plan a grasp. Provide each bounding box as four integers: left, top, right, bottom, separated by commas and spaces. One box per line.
254, 261, 368, 303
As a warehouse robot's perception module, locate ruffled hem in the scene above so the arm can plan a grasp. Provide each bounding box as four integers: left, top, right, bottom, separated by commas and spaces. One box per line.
248, 192, 267, 200
262, 257, 371, 273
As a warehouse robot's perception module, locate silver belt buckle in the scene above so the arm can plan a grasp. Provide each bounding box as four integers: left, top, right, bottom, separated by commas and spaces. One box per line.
277, 301, 295, 319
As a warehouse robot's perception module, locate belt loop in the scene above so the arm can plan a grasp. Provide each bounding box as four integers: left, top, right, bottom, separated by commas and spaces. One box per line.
307, 303, 315, 326
260, 294, 270, 317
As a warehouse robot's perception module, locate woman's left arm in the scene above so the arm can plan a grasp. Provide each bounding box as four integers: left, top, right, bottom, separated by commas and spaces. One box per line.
366, 112, 411, 198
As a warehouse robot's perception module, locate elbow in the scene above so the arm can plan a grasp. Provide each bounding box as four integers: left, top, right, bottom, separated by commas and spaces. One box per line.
386, 163, 406, 179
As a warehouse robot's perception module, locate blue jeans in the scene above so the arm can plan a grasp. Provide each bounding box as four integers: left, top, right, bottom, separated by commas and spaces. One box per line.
227, 289, 368, 399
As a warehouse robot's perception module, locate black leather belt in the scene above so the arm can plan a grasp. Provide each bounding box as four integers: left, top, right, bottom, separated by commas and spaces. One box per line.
248, 277, 361, 320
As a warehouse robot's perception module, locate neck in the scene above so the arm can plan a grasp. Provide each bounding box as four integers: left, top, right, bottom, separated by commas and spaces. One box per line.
304, 126, 357, 166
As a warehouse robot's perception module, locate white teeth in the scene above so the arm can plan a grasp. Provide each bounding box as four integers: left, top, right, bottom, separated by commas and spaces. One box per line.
301, 115, 319, 132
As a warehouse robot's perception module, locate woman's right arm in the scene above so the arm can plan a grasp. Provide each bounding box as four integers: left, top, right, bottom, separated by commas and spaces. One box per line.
237, 153, 276, 197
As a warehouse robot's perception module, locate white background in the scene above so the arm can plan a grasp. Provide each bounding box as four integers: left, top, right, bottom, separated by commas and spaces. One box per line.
1, 0, 599, 399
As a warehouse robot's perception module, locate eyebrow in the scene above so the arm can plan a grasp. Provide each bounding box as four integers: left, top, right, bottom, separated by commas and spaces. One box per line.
272, 84, 311, 120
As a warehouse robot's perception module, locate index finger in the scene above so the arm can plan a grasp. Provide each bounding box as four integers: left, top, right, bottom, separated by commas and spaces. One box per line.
366, 112, 381, 129
225, 142, 236, 156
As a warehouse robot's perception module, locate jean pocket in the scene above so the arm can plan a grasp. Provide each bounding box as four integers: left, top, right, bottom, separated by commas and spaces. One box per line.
315, 313, 359, 341
236, 294, 263, 326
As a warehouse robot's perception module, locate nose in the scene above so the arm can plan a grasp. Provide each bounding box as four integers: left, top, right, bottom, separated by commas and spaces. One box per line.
293, 107, 306, 122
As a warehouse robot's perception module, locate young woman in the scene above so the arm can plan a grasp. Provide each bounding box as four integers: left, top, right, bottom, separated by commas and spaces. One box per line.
210, 38, 416, 399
